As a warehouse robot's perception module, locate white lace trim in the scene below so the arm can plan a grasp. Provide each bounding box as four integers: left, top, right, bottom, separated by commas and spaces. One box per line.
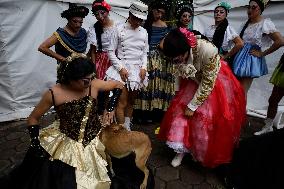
166, 141, 190, 153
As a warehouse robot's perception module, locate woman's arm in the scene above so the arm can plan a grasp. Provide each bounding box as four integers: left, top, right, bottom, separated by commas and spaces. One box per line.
93, 80, 124, 125
38, 34, 66, 62
187, 43, 221, 112
92, 79, 124, 92
27, 90, 53, 126
251, 32, 284, 57
223, 36, 244, 59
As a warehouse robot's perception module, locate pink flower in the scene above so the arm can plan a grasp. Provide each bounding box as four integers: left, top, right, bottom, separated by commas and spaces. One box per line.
179, 28, 197, 48
93, 1, 111, 11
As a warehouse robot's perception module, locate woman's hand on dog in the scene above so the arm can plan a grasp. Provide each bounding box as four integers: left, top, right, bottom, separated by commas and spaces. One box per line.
103, 110, 115, 125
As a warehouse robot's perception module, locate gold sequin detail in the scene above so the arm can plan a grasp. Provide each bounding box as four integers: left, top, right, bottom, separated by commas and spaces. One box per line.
78, 97, 93, 143
57, 96, 102, 147
53, 32, 75, 54
190, 41, 221, 107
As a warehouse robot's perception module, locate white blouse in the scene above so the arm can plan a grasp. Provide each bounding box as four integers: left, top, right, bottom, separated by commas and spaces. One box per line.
107, 21, 149, 71
241, 18, 277, 48
87, 25, 115, 52
204, 25, 238, 52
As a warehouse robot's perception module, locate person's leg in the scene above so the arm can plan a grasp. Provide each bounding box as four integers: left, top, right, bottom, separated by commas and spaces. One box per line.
254, 86, 284, 135
124, 90, 138, 130
267, 86, 284, 119
171, 153, 185, 167
239, 77, 253, 98
115, 87, 128, 125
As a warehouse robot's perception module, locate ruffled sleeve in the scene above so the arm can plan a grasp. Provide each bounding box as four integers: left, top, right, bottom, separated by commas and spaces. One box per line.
222, 25, 239, 51
204, 25, 215, 42
87, 26, 98, 46
187, 41, 221, 111
261, 18, 278, 47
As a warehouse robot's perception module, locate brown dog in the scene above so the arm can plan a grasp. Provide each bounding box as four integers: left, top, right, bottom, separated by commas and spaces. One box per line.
100, 123, 152, 189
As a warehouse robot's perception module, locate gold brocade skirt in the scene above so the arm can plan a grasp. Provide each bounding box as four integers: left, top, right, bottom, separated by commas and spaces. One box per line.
135, 49, 176, 111
39, 121, 111, 189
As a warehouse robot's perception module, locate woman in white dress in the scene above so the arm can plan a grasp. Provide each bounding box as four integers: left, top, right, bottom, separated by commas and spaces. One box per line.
204, 2, 243, 66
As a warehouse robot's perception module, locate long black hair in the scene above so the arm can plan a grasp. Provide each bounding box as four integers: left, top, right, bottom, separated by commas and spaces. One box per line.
212, 5, 229, 51
92, 0, 109, 52
212, 18, 229, 51
239, 19, 251, 39
163, 28, 190, 57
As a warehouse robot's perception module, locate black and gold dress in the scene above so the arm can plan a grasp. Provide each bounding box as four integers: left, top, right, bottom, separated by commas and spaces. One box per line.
39, 89, 110, 189
10, 89, 110, 189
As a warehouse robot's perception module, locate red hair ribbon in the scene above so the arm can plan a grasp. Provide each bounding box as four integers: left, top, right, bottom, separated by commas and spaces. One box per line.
93, 1, 111, 11
179, 27, 197, 48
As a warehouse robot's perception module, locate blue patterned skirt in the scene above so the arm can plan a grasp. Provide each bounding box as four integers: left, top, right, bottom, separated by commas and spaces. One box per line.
232, 43, 268, 78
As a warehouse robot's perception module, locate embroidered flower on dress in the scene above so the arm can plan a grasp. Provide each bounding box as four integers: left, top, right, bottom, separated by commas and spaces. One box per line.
174, 63, 197, 78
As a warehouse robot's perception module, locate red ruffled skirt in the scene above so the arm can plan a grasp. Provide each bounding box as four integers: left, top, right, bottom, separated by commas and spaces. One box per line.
158, 61, 246, 168
95, 51, 111, 80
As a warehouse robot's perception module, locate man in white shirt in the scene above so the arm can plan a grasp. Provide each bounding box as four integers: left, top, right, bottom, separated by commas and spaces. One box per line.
106, 1, 149, 130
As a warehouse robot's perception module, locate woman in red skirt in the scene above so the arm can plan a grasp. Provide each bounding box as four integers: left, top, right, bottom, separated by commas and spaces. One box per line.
158, 28, 246, 168
88, 0, 114, 80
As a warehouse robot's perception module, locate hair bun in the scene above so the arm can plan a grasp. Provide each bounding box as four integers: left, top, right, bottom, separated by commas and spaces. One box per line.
61, 3, 89, 19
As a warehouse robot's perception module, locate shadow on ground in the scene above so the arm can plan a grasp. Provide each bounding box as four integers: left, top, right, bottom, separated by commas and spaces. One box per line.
0, 115, 264, 189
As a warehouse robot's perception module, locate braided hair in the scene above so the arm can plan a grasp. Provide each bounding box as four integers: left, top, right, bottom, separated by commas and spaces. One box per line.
92, 0, 110, 52
212, 18, 229, 51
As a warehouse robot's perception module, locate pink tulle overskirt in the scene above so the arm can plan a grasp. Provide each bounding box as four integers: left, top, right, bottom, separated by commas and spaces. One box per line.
158, 61, 246, 168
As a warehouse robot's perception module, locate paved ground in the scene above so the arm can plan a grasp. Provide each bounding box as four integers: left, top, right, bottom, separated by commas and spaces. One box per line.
0, 114, 264, 189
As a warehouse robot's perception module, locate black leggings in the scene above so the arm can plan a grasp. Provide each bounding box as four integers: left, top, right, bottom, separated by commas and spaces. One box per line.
267, 85, 284, 119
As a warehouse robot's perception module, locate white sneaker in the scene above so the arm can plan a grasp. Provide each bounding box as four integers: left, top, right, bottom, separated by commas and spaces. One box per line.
254, 126, 273, 135
171, 153, 185, 167
254, 118, 274, 136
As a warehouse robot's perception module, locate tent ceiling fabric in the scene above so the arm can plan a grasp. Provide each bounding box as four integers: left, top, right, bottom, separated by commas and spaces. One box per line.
55, 0, 133, 8
193, 0, 284, 12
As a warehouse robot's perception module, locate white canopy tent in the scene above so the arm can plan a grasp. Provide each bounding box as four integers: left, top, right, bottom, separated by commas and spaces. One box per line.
0, 0, 283, 125
0, 0, 131, 122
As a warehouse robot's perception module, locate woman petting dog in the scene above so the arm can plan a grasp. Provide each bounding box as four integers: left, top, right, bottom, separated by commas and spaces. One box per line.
157, 28, 246, 168
10, 56, 124, 189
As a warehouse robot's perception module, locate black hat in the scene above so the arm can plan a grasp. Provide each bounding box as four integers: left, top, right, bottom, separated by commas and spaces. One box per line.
250, 0, 269, 12
61, 3, 89, 19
